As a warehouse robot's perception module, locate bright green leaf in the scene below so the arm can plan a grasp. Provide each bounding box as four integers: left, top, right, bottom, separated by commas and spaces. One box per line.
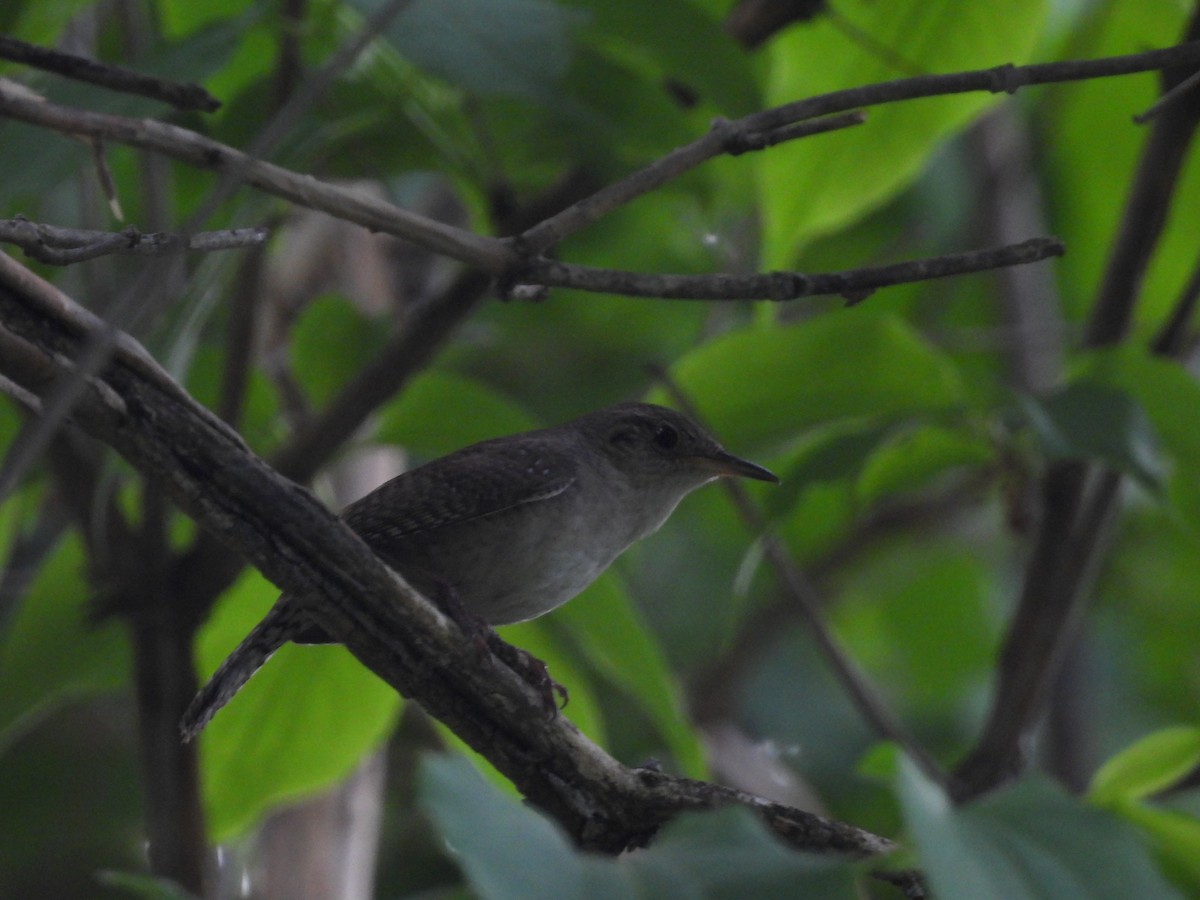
196, 569, 401, 838
551, 573, 707, 779
857, 740, 903, 783
835, 542, 995, 711
1090, 727, 1200, 806
290, 294, 390, 409
760, 1, 1048, 265
375, 370, 536, 460
857, 423, 992, 505
660, 312, 966, 452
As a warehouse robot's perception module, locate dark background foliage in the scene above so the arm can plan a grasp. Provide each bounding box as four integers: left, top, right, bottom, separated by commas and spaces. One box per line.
1, 1, 1199, 898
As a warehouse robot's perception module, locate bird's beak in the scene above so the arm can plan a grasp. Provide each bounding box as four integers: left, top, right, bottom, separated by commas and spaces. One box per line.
701, 450, 780, 483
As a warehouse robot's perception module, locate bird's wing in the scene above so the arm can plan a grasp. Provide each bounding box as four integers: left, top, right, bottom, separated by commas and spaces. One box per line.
341, 436, 576, 545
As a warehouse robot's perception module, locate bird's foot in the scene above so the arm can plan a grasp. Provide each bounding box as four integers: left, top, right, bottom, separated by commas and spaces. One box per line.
430, 582, 494, 650
428, 582, 565, 713
486, 635, 569, 715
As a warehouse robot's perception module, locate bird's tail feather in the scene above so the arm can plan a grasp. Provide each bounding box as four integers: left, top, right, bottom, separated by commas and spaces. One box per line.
180, 600, 297, 742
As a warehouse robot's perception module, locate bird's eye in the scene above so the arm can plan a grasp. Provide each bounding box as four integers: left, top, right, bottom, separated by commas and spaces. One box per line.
653, 423, 679, 449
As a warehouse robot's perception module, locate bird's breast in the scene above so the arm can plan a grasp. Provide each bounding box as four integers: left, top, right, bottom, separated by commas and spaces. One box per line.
398, 487, 638, 625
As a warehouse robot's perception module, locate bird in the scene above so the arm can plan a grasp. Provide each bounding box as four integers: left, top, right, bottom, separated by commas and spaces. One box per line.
180, 401, 778, 740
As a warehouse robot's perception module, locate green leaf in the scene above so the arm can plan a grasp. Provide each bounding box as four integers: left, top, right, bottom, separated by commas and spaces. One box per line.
899, 757, 1182, 899
374, 370, 536, 460
1090, 727, 1200, 806
785, 422, 897, 487
1078, 348, 1200, 528
95, 870, 196, 900
196, 570, 401, 838
1047, 1, 1196, 324
629, 806, 860, 899
0, 534, 130, 755
759, 422, 893, 523
373, 0, 586, 100
290, 294, 390, 409
856, 423, 993, 505
1112, 803, 1200, 893
419, 753, 860, 899
857, 740, 903, 783
1018, 382, 1161, 488
562, 0, 759, 115
659, 312, 966, 451
420, 753, 630, 899
551, 573, 707, 778
760, 1, 1048, 264
834, 543, 995, 710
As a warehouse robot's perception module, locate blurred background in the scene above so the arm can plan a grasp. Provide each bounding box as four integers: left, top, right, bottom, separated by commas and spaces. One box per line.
1, 0, 1199, 897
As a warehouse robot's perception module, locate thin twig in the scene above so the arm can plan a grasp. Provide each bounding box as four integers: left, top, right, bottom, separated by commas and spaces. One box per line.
0, 83, 501, 269
1134, 66, 1200, 123
658, 374, 949, 788
0, 218, 268, 265
1151, 248, 1200, 356
6, 45, 1198, 275
952, 15, 1200, 802
522, 237, 1064, 301
0, 0, 421, 507
0, 35, 220, 112
519, 43, 1200, 254
691, 473, 989, 724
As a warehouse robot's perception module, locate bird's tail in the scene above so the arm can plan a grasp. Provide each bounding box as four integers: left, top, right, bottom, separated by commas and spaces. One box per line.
180, 600, 297, 742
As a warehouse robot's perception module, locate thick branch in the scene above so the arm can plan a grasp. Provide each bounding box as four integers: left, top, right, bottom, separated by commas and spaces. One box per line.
0, 257, 898, 864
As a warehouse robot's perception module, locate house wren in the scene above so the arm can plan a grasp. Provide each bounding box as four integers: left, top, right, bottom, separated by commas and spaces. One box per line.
181, 402, 777, 739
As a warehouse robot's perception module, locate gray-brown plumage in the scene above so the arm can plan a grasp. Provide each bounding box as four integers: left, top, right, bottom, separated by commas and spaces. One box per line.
180, 402, 776, 740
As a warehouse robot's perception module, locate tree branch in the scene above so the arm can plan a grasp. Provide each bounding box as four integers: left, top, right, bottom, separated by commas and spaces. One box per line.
660, 377, 949, 788
0, 35, 220, 112
0, 217, 268, 265
952, 13, 1200, 801
0, 82, 506, 270
520, 237, 1064, 301
519, 42, 1200, 254
5, 43, 1196, 288
0, 255, 904, 869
